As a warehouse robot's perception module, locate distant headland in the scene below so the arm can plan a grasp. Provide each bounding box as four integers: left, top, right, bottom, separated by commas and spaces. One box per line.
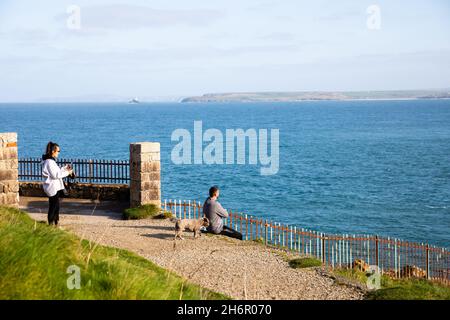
181, 89, 450, 103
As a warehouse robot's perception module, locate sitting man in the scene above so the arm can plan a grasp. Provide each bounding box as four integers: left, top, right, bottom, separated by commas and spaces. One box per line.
203, 186, 243, 240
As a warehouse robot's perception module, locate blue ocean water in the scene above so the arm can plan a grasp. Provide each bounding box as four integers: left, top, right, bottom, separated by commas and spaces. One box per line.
2, 100, 450, 247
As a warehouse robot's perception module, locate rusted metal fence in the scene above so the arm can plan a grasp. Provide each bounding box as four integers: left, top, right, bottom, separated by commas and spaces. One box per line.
164, 199, 450, 285
19, 157, 130, 184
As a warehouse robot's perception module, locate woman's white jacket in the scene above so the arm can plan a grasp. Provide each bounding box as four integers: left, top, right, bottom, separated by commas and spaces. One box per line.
41, 157, 70, 197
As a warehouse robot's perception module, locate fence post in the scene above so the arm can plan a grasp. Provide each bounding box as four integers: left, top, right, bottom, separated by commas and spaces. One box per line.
375, 235, 379, 268
270, 221, 273, 245
89, 159, 93, 183
264, 221, 268, 246
294, 226, 297, 251
322, 234, 325, 263
230, 210, 233, 231
426, 244, 430, 280
245, 214, 248, 241
129, 142, 161, 207
188, 200, 191, 219
396, 238, 400, 278
289, 226, 292, 251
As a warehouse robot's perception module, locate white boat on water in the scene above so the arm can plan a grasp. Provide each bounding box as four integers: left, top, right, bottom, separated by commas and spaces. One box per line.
129, 97, 139, 103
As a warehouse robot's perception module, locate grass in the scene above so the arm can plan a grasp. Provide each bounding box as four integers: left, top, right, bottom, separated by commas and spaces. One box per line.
0, 205, 228, 300
333, 268, 372, 286
366, 278, 450, 300
332, 267, 450, 300
253, 237, 265, 245
122, 204, 162, 220
288, 257, 322, 269
161, 210, 173, 219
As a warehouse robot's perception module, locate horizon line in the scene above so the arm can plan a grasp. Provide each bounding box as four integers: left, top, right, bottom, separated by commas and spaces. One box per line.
1, 88, 450, 104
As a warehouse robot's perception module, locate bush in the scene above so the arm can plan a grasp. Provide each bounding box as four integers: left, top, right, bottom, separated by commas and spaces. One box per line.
161, 210, 173, 219
253, 238, 265, 244
123, 204, 161, 220
333, 268, 371, 285
289, 257, 322, 269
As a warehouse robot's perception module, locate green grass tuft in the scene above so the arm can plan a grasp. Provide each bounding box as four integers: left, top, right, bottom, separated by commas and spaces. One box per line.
0, 205, 228, 300
366, 278, 450, 300
288, 257, 322, 269
332, 267, 450, 300
122, 204, 161, 220
333, 268, 371, 285
161, 210, 173, 219
253, 238, 265, 245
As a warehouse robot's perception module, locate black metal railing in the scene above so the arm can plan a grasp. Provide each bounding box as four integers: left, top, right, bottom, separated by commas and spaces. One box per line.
19, 158, 130, 184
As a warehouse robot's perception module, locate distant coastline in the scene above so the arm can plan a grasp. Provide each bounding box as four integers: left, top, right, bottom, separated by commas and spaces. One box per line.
2, 90, 450, 104
181, 89, 450, 103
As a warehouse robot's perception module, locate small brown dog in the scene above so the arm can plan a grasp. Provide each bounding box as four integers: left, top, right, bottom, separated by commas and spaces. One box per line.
174, 217, 210, 240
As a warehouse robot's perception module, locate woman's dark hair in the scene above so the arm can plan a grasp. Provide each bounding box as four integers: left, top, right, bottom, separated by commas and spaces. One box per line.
209, 185, 219, 197
45, 141, 59, 157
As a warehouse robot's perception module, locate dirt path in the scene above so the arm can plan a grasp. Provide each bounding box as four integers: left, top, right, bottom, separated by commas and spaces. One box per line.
20, 197, 364, 300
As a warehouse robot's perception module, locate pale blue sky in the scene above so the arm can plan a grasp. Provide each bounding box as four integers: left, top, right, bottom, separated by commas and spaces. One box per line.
0, 0, 449, 101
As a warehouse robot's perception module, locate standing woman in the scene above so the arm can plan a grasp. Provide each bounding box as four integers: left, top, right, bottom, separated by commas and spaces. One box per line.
41, 142, 73, 226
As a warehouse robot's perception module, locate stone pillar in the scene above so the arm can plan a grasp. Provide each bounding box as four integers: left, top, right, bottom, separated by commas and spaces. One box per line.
0, 133, 19, 208
129, 142, 161, 208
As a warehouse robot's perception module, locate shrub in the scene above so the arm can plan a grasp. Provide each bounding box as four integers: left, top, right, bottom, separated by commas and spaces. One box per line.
289, 257, 322, 269
123, 204, 161, 220
253, 238, 265, 244
333, 268, 371, 285
161, 210, 173, 219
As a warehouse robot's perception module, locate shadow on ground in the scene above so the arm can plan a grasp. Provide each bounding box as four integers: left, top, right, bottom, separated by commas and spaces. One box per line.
20, 196, 127, 220
141, 233, 175, 240
117, 225, 175, 231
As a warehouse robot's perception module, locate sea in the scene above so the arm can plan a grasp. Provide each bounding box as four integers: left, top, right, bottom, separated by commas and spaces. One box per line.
1, 100, 449, 248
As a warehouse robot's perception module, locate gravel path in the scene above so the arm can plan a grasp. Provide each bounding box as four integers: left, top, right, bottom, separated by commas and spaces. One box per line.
20, 197, 364, 300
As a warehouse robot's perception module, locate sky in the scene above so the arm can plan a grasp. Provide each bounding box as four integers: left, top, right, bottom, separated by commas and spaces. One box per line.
0, 0, 449, 101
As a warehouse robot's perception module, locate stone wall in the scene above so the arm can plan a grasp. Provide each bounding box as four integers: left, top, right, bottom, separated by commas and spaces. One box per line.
5, 136, 160, 207
19, 182, 129, 202
0, 133, 19, 207
129, 142, 161, 207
